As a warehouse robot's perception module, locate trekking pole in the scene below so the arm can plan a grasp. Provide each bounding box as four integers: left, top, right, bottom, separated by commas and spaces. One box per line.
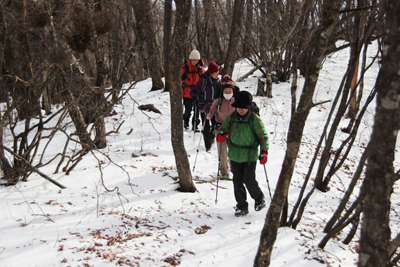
263, 165, 272, 200
215, 142, 222, 204
253, 107, 274, 200
192, 119, 207, 172
193, 104, 198, 144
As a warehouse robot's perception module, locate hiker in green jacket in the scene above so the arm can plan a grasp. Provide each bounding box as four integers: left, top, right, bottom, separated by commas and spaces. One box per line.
216, 91, 269, 217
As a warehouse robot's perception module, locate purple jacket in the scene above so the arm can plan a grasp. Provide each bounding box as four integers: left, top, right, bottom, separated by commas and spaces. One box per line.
190, 72, 220, 112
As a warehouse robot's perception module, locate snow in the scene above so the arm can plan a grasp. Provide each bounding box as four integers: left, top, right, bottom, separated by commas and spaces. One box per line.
0, 40, 395, 267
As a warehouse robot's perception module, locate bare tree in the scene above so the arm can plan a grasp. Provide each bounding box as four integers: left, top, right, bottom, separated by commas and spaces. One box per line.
163, 0, 173, 92
358, 0, 400, 265
255, 0, 305, 97
254, 0, 345, 265
195, 0, 225, 64
169, 0, 197, 193
132, 0, 164, 91
0, 0, 143, 185
283, 2, 382, 233
221, 0, 245, 77
312, 1, 380, 192
242, 0, 254, 58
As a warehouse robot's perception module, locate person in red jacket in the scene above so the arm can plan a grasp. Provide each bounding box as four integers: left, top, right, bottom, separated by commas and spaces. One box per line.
181, 50, 205, 131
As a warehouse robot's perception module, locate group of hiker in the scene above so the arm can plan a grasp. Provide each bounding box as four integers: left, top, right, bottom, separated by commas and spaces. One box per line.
181, 50, 270, 217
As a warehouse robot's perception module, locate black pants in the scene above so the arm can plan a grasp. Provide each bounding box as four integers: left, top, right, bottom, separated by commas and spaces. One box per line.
200, 112, 214, 150
231, 161, 264, 210
183, 98, 200, 129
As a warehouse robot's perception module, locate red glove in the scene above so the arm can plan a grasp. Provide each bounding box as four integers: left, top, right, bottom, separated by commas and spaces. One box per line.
259, 149, 268, 165
216, 132, 225, 143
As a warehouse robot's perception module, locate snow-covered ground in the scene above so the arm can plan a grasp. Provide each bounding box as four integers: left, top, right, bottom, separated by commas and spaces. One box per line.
1, 41, 397, 267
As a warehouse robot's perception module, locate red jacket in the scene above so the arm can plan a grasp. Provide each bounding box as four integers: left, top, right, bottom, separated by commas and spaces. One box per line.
181, 59, 205, 98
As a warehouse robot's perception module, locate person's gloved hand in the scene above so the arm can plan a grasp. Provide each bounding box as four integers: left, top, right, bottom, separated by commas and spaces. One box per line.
182, 82, 187, 89
259, 149, 268, 165
216, 132, 225, 143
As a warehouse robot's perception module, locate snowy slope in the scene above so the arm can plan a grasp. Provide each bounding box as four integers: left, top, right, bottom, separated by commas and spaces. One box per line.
0, 41, 395, 267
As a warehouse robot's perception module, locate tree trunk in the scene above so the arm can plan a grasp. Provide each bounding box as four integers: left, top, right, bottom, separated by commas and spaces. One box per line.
42, 86, 52, 115
254, 1, 343, 265
242, 0, 254, 58
0, 111, 15, 184
58, 58, 93, 150
132, 0, 164, 91
314, 40, 361, 192
222, 0, 245, 77
358, 0, 400, 265
347, 61, 358, 118
256, 78, 265, 96
195, 0, 208, 60
290, 62, 298, 115
265, 70, 273, 98
323, 145, 369, 233
195, 0, 224, 64
346, 0, 365, 119
92, 1, 107, 149
109, 7, 123, 104
163, 0, 172, 92
288, 42, 378, 229
169, 0, 197, 193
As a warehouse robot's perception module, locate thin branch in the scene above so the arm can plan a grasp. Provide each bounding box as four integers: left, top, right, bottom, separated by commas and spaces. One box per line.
1, 145, 66, 189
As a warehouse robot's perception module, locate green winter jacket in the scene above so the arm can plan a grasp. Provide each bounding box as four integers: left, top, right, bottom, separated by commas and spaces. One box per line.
218, 111, 269, 163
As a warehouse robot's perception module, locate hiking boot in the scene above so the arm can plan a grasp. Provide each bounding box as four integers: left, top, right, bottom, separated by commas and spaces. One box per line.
254, 199, 266, 211
193, 127, 200, 133
184, 122, 189, 130
206, 147, 211, 152
234, 208, 249, 217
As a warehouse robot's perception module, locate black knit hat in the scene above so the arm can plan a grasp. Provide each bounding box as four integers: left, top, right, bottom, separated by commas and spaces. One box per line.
231, 91, 253, 109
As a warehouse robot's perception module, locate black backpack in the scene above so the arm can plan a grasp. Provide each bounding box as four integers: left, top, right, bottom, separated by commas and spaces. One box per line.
251, 101, 260, 116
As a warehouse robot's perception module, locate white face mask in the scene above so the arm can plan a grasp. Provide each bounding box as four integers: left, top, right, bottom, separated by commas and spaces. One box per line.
224, 93, 233, 100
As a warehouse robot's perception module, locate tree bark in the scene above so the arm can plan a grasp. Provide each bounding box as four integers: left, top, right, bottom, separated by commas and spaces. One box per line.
169, 0, 197, 193
58, 57, 93, 150
254, 1, 343, 265
132, 0, 164, 91
256, 78, 265, 96
92, 1, 107, 149
222, 0, 245, 77
242, 0, 254, 58
163, 0, 173, 92
0, 111, 15, 184
358, 0, 400, 265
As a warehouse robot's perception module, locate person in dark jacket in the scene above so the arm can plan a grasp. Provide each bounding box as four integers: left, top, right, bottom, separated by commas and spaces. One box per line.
216, 91, 269, 217
190, 61, 221, 152
181, 50, 205, 131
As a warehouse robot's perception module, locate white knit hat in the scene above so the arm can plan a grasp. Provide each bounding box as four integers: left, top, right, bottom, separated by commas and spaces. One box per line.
189, 50, 201, 60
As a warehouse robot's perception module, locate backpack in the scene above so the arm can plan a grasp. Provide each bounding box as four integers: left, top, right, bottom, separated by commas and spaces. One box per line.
181, 60, 203, 86
197, 73, 216, 106
251, 101, 260, 116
